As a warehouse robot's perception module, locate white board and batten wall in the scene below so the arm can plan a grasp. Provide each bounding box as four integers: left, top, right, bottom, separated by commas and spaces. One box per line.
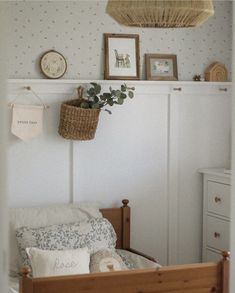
7, 79, 231, 266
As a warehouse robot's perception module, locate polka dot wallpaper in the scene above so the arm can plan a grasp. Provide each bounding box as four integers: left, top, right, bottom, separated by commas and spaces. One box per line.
6, 0, 232, 81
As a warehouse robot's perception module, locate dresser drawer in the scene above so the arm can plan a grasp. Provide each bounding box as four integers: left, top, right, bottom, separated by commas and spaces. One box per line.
207, 216, 230, 251
207, 181, 230, 217
205, 249, 222, 262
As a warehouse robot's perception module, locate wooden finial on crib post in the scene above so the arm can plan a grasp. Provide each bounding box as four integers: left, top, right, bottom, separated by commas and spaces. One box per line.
122, 199, 129, 207
122, 199, 130, 249
20, 266, 33, 293
222, 251, 230, 261
21, 266, 31, 278
221, 251, 230, 293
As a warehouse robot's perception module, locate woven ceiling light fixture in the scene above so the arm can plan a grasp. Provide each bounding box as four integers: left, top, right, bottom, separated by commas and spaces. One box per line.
106, 0, 214, 28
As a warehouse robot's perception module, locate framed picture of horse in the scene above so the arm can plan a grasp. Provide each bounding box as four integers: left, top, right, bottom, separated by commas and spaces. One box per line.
104, 33, 140, 80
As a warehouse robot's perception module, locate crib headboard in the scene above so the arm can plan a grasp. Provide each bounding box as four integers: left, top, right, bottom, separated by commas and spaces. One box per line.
100, 199, 130, 249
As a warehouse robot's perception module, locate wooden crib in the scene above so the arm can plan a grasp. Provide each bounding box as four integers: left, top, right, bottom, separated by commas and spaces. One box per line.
20, 199, 230, 293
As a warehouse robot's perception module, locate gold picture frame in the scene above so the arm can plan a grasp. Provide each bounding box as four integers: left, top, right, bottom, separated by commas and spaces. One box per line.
104, 33, 140, 80
145, 54, 178, 81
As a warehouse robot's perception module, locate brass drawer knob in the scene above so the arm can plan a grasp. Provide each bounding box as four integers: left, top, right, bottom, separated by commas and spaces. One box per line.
173, 87, 182, 91
214, 196, 222, 203
214, 232, 221, 238
219, 88, 228, 92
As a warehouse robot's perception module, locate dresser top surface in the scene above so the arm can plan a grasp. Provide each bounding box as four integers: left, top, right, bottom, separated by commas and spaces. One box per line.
198, 168, 231, 179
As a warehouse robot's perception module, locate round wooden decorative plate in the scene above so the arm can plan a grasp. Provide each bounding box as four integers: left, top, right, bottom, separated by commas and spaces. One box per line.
40, 50, 67, 79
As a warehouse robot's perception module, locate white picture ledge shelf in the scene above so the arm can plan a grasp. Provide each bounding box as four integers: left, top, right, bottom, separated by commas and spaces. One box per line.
8, 79, 232, 95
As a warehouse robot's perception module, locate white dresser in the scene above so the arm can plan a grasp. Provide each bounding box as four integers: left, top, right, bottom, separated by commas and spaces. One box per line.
199, 168, 231, 262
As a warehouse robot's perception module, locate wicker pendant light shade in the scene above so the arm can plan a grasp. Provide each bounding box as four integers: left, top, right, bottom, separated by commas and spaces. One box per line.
106, 0, 214, 28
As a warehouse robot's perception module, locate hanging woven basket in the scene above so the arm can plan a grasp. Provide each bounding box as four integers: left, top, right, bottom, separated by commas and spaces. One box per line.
58, 87, 100, 141
106, 0, 214, 28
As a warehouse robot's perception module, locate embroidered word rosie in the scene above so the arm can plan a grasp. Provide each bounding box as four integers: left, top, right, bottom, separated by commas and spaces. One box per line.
54, 258, 78, 270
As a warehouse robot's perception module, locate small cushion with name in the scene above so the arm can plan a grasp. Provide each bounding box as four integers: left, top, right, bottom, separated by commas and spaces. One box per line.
26, 247, 90, 277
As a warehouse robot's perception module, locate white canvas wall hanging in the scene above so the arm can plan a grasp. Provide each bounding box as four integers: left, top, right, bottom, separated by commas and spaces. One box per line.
11, 104, 44, 142
9, 86, 48, 142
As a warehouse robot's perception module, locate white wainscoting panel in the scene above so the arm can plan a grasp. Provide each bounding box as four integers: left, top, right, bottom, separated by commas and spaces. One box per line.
172, 93, 231, 264
73, 92, 169, 264
7, 79, 232, 265
7, 92, 72, 207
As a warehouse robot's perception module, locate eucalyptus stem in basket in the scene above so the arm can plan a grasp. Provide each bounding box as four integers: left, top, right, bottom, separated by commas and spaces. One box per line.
80, 83, 135, 114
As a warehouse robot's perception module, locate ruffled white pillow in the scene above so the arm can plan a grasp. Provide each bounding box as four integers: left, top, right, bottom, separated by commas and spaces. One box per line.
26, 247, 90, 278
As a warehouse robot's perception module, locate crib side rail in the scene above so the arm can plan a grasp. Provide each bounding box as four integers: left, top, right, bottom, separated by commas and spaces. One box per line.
20, 257, 228, 293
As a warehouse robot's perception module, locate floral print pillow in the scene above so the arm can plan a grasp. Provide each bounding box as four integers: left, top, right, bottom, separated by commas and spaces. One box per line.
16, 218, 117, 268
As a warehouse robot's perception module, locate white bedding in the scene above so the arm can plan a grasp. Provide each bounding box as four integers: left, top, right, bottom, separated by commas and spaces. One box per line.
8, 249, 160, 293
116, 249, 160, 269
9, 203, 102, 275
9, 203, 160, 293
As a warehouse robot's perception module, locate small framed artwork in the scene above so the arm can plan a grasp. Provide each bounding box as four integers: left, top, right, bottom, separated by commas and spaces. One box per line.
104, 33, 140, 80
145, 54, 178, 81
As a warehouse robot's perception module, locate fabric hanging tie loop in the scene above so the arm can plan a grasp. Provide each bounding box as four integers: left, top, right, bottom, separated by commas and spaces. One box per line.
9, 86, 49, 109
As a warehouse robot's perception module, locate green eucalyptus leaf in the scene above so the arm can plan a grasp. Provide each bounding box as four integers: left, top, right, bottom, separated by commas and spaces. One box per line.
121, 84, 127, 92
94, 84, 101, 94
100, 94, 106, 101
103, 93, 111, 99
90, 83, 101, 94
94, 96, 99, 103
111, 90, 116, 96
80, 102, 90, 109
128, 91, 134, 98
118, 97, 124, 105
115, 90, 121, 98
87, 88, 96, 97
107, 99, 114, 106
92, 103, 100, 109
120, 93, 127, 99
